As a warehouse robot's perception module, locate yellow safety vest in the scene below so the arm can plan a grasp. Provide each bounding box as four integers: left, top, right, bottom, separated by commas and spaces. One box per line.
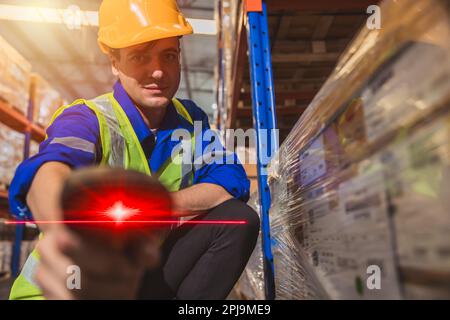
9, 93, 195, 300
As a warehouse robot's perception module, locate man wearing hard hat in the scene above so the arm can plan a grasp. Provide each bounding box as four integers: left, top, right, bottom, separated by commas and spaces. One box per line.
9, 0, 259, 300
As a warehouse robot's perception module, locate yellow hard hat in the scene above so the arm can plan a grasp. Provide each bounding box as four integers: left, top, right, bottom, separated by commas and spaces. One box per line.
98, 0, 193, 54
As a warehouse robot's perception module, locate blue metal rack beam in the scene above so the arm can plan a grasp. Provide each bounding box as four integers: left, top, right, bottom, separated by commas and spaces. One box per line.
246, 0, 279, 300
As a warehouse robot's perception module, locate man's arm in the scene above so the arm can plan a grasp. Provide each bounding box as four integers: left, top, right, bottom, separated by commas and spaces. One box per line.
8, 105, 100, 221
25, 161, 71, 230
27, 162, 232, 219
171, 100, 250, 217
171, 183, 233, 216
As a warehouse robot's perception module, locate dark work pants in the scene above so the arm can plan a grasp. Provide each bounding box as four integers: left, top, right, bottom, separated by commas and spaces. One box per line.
137, 199, 260, 300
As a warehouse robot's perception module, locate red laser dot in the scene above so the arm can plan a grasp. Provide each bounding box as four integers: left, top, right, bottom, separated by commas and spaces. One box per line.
104, 201, 140, 222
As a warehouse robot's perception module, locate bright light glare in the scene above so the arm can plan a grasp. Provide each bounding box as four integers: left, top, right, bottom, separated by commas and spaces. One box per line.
105, 201, 140, 222
0, 4, 216, 35
188, 18, 217, 35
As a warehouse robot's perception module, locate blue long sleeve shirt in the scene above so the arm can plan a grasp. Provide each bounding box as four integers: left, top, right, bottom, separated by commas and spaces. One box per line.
9, 81, 250, 220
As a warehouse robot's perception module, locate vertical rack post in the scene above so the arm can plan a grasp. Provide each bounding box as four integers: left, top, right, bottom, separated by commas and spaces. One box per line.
245, 0, 278, 300
11, 85, 34, 277
11, 223, 24, 278
216, 0, 225, 131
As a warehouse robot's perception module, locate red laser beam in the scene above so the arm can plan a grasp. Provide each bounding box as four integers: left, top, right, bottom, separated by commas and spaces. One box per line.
4, 220, 247, 225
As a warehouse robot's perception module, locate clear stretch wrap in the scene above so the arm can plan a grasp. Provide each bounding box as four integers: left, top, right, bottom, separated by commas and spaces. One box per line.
233, 193, 265, 300
238, 0, 450, 299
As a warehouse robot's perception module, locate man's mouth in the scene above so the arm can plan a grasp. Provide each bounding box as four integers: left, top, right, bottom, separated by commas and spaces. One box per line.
142, 84, 167, 92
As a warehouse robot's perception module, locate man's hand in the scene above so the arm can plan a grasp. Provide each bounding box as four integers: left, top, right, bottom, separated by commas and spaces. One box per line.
35, 226, 160, 300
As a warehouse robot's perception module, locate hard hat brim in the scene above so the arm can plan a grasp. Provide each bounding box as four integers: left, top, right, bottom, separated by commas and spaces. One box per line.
98, 25, 193, 54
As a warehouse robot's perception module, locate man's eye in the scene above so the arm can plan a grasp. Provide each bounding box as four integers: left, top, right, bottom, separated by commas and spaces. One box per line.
130, 55, 145, 63
164, 53, 178, 62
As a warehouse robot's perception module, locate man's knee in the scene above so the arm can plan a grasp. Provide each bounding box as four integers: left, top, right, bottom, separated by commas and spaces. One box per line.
211, 199, 260, 239
239, 201, 260, 239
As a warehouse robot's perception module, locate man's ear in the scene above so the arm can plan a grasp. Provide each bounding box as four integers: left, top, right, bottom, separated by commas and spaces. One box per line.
109, 55, 120, 77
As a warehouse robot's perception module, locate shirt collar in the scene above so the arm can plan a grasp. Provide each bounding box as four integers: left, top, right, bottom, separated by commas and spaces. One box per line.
112, 80, 183, 144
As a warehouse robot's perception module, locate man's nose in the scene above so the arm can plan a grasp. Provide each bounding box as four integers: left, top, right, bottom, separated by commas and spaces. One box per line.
152, 69, 164, 80
148, 57, 164, 80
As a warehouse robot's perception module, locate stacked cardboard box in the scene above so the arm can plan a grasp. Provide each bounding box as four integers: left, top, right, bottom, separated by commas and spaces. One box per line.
237, 0, 450, 299
236, 146, 258, 193
0, 222, 14, 275
216, 0, 244, 129
0, 222, 39, 276
232, 193, 265, 300
381, 116, 450, 298
29, 140, 40, 158
0, 35, 31, 114
30, 73, 63, 128
0, 123, 24, 189
0, 240, 12, 276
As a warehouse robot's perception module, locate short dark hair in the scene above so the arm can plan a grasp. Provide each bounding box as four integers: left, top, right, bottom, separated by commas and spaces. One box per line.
107, 47, 121, 60
107, 37, 182, 60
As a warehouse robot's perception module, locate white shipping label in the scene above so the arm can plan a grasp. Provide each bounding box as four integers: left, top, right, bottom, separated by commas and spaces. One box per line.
310, 236, 402, 299
382, 119, 450, 271
301, 187, 338, 251
299, 135, 327, 186
362, 42, 450, 143
338, 170, 389, 230
329, 168, 402, 298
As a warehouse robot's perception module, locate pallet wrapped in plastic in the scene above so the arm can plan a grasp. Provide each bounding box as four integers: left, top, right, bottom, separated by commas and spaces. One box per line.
241, 0, 450, 299
233, 193, 265, 300
0, 123, 24, 189
30, 73, 63, 127
0, 34, 31, 114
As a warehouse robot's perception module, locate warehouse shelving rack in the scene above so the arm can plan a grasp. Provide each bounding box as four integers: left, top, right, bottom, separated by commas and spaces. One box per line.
245, 0, 278, 300
0, 101, 45, 142
216, 0, 279, 299
0, 97, 45, 278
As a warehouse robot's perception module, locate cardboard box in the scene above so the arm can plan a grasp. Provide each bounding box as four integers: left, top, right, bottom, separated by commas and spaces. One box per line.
0, 241, 12, 274
0, 123, 24, 187
29, 140, 40, 157
237, 0, 450, 299
0, 35, 31, 114
378, 115, 450, 298
30, 73, 63, 127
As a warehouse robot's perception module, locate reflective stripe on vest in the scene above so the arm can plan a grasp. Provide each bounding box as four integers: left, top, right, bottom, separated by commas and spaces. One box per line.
9, 250, 43, 300
89, 94, 127, 168
20, 254, 39, 286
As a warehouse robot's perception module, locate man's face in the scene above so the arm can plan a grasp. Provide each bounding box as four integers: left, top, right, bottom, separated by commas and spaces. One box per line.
110, 37, 181, 110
